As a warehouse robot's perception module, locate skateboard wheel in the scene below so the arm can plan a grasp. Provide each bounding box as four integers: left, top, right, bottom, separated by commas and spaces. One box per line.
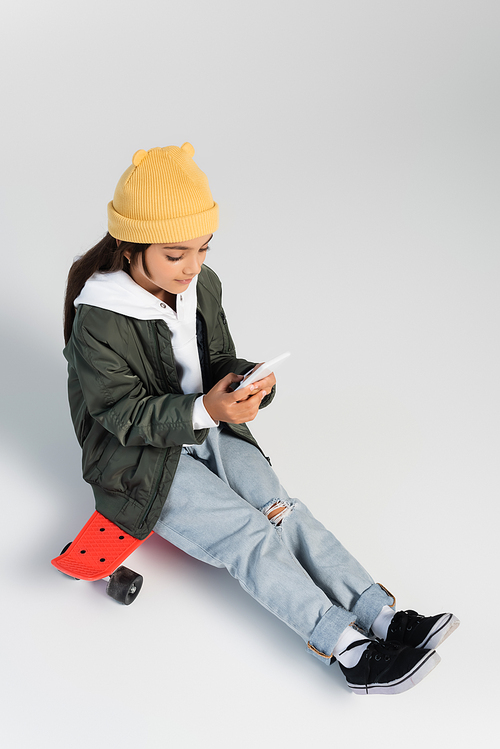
106, 566, 143, 605
57, 542, 80, 579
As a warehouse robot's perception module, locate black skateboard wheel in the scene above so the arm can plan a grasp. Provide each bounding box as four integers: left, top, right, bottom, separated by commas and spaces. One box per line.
57, 542, 80, 580
106, 566, 143, 605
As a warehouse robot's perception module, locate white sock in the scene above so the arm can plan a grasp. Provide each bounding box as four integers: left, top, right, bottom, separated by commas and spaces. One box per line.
333, 625, 371, 668
371, 605, 396, 639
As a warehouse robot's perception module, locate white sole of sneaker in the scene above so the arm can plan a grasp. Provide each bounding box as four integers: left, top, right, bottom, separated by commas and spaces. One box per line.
418, 614, 460, 650
347, 650, 441, 695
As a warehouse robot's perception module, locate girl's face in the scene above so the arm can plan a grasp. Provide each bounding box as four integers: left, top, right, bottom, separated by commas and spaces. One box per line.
125, 233, 213, 301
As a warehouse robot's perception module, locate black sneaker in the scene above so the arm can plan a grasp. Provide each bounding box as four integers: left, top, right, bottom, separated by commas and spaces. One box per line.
339, 639, 441, 695
387, 610, 460, 650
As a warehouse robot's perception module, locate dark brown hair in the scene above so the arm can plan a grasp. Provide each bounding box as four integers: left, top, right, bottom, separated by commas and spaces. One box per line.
63, 232, 150, 344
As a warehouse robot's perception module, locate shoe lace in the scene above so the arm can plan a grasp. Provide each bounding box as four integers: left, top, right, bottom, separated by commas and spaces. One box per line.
343, 639, 403, 693
389, 609, 422, 635
339, 638, 372, 656
366, 638, 401, 657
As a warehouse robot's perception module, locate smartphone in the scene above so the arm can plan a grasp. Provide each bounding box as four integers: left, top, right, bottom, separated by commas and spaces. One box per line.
233, 352, 291, 392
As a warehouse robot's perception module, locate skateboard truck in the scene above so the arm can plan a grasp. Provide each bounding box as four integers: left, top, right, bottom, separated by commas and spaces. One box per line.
51, 511, 153, 604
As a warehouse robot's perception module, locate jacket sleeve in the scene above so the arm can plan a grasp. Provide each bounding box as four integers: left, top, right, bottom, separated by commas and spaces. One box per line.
69, 316, 208, 448
208, 306, 276, 410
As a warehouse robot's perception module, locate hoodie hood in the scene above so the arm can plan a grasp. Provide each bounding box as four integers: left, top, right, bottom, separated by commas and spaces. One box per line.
74, 269, 198, 323
74, 270, 203, 394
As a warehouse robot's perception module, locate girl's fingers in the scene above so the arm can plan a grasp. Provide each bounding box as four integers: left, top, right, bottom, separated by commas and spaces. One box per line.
231, 381, 258, 400
227, 389, 266, 422
216, 372, 244, 393
257, 375, 275, 390
243, 373, 275, 396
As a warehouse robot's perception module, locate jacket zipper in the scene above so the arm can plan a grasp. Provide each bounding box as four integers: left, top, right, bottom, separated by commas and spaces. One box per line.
138, 322, 172, 530
151, 321, 170, 391
196, 310, 212, 392
220, 309, 229, 350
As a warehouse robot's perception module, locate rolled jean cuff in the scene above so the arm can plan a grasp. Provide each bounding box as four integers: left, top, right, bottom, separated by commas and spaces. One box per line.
307, 605, 357, 664
351, 582, 396, 633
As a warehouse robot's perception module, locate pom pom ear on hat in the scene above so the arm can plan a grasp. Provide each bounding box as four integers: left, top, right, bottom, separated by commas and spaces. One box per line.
131, 143, 194, 167
132, 149, 148, 166
180, 142, 195, 158
107, 143, 219, 243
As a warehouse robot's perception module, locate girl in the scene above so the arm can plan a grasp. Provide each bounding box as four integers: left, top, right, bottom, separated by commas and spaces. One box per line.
63, 143, 459, 695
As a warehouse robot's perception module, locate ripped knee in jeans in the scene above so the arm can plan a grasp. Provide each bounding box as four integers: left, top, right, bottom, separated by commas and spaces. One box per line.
262, 499, 294, 526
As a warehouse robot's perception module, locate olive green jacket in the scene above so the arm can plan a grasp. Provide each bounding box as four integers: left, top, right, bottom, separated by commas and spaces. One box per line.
63, 265, 274, 539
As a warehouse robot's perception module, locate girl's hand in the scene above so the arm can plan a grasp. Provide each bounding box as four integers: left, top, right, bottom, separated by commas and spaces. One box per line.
242, 363, 276, 396
203, 372, 269, 424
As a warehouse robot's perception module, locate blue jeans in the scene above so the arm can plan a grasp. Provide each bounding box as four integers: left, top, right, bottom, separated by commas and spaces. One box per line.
154, 427, 394, 662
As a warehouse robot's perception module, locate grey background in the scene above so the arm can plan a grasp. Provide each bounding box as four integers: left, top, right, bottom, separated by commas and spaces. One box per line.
1, 1, 498, 747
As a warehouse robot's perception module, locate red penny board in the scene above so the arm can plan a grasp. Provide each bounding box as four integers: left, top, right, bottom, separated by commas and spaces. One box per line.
51, 511, 153, 581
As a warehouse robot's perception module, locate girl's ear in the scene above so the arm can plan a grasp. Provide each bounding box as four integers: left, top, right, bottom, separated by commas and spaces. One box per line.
117, 239, 131, 262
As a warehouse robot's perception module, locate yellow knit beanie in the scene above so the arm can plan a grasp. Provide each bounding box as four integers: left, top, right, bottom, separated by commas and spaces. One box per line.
107, 143, 219, 243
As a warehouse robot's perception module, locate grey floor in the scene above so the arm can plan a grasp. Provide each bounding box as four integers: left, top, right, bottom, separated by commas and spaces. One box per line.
3, 311, 495, 747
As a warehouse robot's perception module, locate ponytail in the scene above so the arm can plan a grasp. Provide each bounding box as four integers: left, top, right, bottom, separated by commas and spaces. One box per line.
63, 233, 150, 344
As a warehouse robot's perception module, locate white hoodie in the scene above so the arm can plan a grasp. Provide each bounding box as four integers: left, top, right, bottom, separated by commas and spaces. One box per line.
74, 270, 218, 433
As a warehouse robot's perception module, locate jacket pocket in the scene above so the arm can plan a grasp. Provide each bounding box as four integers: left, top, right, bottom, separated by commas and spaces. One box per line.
95, 442, 165, 505
82, 428, 114, 483
95, 435, 120, 473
